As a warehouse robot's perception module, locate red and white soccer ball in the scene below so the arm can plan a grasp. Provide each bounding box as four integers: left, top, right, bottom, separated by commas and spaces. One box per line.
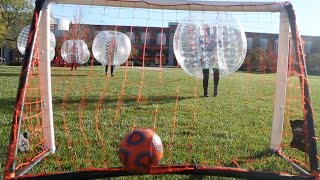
118, 129, 163, 173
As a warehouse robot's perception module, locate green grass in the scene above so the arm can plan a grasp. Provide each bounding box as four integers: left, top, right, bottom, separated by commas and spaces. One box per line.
1, 66, 320, 179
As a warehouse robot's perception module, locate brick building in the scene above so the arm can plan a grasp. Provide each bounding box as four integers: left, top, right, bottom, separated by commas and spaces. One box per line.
5, 20, 317, 67
58, 22, 319, 68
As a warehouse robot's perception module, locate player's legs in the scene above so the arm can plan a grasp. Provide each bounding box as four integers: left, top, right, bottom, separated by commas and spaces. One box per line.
213, 68, 220, 97
202, 69, 209, 97
111, 65, 115, 76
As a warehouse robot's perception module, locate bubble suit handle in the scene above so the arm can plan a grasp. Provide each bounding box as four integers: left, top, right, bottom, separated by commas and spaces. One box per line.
173, 14, 247, 78
17, 25, 56, 61
61, 40, 90, 64
92, 30, 131, 66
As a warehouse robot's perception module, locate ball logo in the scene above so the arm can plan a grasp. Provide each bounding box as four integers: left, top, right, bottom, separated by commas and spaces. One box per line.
152, 134, 163, 152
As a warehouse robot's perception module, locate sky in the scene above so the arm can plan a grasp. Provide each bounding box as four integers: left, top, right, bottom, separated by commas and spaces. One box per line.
50, 0, 320, 36
289, 0, 320, 36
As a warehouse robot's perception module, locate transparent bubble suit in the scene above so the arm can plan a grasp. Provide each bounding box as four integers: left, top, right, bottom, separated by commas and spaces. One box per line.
173, 14, 247, 78
17, 25, 56, 61
92, 30, 131, 66
61, 40, 90, 64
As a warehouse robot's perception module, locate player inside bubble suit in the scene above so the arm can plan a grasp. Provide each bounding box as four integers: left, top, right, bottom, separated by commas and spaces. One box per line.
199, 25, 220, 97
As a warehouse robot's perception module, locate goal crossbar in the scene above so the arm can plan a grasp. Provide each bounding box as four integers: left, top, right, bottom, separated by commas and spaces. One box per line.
48, 0, 287, 12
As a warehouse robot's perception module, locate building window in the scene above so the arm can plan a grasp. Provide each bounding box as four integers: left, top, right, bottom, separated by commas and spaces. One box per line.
126, 32, 135, 44
247, 37, 253, 49
157, 33, 166, 45
259, 38, 268, 50
304, 41, 312, 53
155, 52, 167, 65
141, 32, 151, 45
274, 39, 278, 52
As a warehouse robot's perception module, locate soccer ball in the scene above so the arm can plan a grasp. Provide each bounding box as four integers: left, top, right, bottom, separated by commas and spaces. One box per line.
118, 129, 163, 173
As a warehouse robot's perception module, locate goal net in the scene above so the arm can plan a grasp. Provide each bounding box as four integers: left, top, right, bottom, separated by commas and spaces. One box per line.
3, 0, 319, 179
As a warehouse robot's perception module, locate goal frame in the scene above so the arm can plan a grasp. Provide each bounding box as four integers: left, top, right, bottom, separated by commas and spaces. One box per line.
3, 0, 319, 179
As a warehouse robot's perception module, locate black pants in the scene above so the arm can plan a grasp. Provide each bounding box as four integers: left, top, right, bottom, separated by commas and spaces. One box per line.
105, 65, 115, 75
202, 68, 220, 96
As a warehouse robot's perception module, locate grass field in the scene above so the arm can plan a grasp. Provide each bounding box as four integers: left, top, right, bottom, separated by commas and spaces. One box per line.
1, 65, 320, 179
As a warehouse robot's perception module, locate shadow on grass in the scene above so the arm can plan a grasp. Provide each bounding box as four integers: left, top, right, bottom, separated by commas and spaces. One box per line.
51, 74, 89, 77
0, 95, 194, 115
245, 148, 274, 159
225, 148, 273, 168
0, 98, 15, 110
0, 72, 21, 77
53, 95, 193, 107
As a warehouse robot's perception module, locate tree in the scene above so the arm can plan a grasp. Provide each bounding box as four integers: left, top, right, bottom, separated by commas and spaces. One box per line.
0, 0, 34, 47
243, 48, 272, 73
129, 46, 139, 60
306, 53, 320, 75
0, 13, 6, 43
59, 9, 91, 68
126, 46, 140, 66
66, 9, 89, 41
